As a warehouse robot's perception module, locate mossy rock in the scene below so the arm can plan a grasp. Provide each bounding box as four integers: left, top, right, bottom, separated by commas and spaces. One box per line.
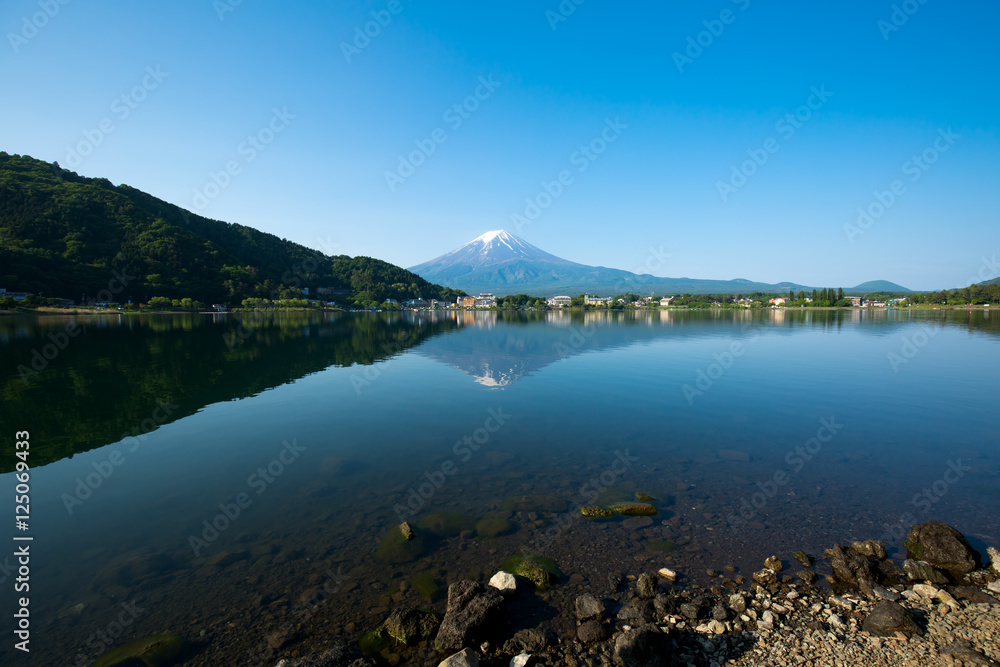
635, 492, 654, 502
644, 539, 677, 553
502, 553, 561, 591
580, 506, 614, 519
417, 512, 477, 537
358, 625, 391, 655
409, 573, 442, 602
502, 494, 568, 513
384, 607, 439, 646
376, 526, 430, 564
609, 502, 657, 517
92, 552, 174, 590
93, 634, 184, 667
475, 516, 514, 537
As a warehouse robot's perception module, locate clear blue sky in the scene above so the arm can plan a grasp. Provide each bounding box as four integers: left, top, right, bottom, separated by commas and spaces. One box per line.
2, 0, 997, 290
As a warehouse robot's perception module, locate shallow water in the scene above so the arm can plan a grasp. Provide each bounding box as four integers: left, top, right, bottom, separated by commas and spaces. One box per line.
1, 308, 998, 665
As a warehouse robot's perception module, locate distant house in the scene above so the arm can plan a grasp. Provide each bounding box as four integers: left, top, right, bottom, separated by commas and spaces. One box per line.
848, 297, 863, 307
0, 289, 30, 301
212, 304, 228, 312
405, 298, 430, 308
316, 287, 351, 296
475, 293, 496, 308
384, 299, 398, 305
660, 296, 675, 307
458, 296, 477, 307
547, 295, 572, 307
584, 295, 608, 306
768, 297, 787, 306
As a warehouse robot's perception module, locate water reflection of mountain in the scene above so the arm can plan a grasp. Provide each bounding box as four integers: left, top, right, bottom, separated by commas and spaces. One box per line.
0, 312, 458, 470
413, 308, 1000, 387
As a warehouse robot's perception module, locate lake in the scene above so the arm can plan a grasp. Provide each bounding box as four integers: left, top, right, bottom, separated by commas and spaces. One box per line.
1, 308, 998, 665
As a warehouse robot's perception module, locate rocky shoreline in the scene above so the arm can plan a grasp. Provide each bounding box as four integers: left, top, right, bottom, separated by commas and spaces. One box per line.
262, 520, 1000, 667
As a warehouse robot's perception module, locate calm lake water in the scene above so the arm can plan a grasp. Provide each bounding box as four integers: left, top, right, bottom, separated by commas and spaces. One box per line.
1, 309, 998, 665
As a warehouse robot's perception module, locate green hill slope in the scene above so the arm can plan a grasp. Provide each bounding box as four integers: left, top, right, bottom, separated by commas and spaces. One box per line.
0, 152, 460, 305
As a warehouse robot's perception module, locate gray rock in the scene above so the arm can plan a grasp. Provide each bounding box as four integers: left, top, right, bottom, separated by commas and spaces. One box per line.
711, 603, 728, 621
988, 546, 1000, 574
510, 654, 532, 667
902, 559, 949, 585
764, 556, 783, 572
953, 586, 1000, 605
851, 540, 887, 559
828, 544, 878, 596
752, 568, 778, 587
940, 639, 1000, 666
577, 619, 608, 644
861, 601, 924, 638
273, 646, 372, 667
871, 584, 901, 602
438, 648, 480, 667
796, 570, 818, 584
728, 593, 746, 613
636, 573, 657, 599
679, 602, 700, 620
575, 593, 605, 621
617, 599, 655, 624
612, 623, 671, 667
904, 521, 981, 579
502, 628, 549, 654
434, 581, 505, 651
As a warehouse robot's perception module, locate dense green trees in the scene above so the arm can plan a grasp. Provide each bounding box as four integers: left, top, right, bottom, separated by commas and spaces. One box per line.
0, 152, 461, 308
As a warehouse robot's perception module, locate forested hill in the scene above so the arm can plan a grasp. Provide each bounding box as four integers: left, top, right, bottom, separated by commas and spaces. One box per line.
0, 152, 461, 305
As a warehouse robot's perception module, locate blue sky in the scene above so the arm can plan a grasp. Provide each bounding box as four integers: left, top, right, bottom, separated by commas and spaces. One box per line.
2, 0, 997, 290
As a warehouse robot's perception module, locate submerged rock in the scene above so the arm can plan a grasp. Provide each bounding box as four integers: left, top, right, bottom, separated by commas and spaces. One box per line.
475, 516, 513, 538
609, 502, 657, 517
580, 506, 614, 519
635, 492, 654, 502
399, 522, 415, 541
410, 572, 443, 602
502, 553, 561, 591
377, 525, 430, 564
93, 634, 184, 667
384, 607, 439, 646
575, 593, 605, 621
502, 495, 568, 513
418, 513, 477, 538
793, 551, 813, 568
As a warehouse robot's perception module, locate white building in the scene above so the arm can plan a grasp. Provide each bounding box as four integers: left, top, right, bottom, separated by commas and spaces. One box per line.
547, 295, 572, 307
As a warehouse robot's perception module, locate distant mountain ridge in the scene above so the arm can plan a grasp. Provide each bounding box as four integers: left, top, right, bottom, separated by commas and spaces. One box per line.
409, 230, 910, 296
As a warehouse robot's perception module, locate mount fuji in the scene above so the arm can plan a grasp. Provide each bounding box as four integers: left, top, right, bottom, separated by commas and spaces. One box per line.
408, 230, 807, 296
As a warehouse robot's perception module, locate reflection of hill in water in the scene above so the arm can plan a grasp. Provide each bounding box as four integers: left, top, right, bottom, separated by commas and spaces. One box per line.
0, 312, 457, 470
414, 308, 1000, 387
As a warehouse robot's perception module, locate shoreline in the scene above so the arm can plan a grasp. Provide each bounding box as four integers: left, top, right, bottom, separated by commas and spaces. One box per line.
271, 520, 999, 667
